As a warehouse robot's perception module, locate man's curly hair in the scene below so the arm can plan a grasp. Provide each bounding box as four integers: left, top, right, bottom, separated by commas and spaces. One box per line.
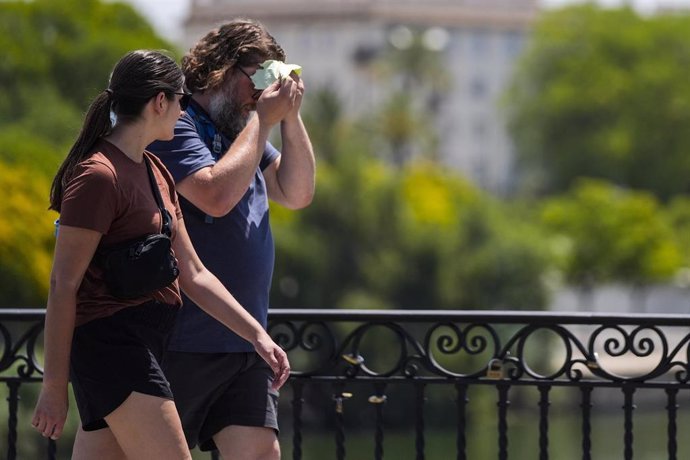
182, 19, 286, 93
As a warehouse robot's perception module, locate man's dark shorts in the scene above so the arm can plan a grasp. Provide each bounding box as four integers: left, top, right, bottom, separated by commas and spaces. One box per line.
162, 351, 279, 452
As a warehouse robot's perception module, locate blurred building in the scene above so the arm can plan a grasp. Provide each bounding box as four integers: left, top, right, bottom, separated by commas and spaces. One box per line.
182, 0, 538, 194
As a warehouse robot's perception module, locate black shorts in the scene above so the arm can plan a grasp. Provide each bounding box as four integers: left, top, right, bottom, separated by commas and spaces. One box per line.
69, 301, 178, 431
162, 350, 279, 452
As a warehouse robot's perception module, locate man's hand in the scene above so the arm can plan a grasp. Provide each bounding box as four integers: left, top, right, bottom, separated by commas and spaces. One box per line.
284, 72, 304, 122
254, 332, 291, 390
256, 77, 299, 127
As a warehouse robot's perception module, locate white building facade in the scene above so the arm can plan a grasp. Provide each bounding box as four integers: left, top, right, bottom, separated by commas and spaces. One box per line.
183, 0, 538, 194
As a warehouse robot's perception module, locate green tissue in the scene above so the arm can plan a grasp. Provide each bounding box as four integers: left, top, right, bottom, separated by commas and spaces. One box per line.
251, 60, 303, 90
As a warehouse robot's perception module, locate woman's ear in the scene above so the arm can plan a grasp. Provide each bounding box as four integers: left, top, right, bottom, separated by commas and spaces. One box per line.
151, 91, 168, 115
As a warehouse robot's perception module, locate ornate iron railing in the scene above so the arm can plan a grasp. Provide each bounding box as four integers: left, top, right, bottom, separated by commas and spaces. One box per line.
3, 308, 690, 459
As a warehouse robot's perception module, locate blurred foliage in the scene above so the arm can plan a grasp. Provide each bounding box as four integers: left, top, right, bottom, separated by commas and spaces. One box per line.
0, 165, 56, 306
0, 0, 688, 314
0, 0, 177, 306
664, 196, 690, 270
0, 0, 174, 117
367, 27, 450, 165
3, 1, 690, 456
269, 28, 552, 310
506, 5, 690, 200
272, 88, 551, 310
541, 179, 682, 287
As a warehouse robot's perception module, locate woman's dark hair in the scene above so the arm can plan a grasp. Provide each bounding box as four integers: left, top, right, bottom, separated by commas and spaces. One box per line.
49, 50, 184, 211
182, 18, 286, 93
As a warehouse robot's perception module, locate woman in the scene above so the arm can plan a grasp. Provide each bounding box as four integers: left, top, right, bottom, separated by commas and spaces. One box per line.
31, 50, 290, 459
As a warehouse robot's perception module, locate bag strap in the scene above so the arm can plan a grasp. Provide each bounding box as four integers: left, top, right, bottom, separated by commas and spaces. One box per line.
144, 156, 172, 237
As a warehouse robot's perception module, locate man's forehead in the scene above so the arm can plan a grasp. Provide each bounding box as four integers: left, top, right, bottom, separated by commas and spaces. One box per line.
237, 52, 266, 67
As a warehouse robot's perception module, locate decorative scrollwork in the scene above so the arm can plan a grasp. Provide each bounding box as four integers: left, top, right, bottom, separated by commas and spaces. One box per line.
423, 322, 500, 378
0, 316, 44, 380
585, 325, 672, 381
3, 309, 690, 386
268, 320, 299, 350
267, 320, 338, 376
338, 322, 423, 378
264, 311, 690, 385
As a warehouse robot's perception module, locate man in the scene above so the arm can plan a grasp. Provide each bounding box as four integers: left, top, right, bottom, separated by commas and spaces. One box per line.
149, 19, 315, 460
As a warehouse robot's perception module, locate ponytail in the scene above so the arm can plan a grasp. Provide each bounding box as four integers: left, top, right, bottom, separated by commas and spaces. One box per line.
49, 50, 184, 212
49, 90, 113, 211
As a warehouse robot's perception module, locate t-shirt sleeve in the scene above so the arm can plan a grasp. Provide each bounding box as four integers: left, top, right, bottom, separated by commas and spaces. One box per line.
59, 161, 118, 234
260, 141, 280, 171
148, 115, 216, 183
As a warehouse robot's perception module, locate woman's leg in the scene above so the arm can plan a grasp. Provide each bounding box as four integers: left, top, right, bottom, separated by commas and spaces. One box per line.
72, 424, 126, 460
104, 391, 191, 460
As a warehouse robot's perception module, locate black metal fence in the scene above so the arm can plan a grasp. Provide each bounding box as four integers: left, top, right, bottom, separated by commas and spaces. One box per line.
3, 308, 690, 459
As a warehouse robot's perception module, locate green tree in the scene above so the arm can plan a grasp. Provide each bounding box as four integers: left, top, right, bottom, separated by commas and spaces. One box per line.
364, 26, 451, 165
0, 0, 175, 118
0, 164, 56, 306
664, 195, 690, 271
540, 179, 682, 305
271, 90, 550, 311
506, 5, 690, 200
0, 0, 179, 306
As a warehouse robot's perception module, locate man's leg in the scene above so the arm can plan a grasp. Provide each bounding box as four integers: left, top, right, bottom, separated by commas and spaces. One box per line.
213, 425, 280, 460
198, 353, 280, 460
164, 352, 280, 458
162, 351, 249, 451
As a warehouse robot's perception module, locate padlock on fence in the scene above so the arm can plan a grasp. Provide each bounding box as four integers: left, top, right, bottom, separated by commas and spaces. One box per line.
486, 358, 504, 379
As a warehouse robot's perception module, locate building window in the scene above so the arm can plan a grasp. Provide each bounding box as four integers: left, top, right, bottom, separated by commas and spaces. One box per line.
352, 44, 379, 66
446, 29, 463, 56
470, 28, 490, 57
472, 119, 487, 140
503, 30, 524, 58
470, 76, 488, 100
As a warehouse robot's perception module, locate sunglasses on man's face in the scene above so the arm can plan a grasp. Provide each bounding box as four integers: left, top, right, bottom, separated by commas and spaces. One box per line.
236, 67, 263, 100
173, 91, 192, 110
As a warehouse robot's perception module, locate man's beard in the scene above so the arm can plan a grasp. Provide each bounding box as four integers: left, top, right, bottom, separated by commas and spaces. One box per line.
207, 85, 250, 140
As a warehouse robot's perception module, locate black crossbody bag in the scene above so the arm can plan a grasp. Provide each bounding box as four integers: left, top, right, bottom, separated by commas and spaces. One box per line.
97, 157, 180, 299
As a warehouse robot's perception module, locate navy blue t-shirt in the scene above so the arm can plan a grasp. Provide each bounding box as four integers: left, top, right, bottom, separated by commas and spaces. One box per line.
149, 101, 279, 353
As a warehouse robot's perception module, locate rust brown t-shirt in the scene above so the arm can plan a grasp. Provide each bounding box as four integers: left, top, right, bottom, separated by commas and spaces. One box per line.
60, 139, 184, 326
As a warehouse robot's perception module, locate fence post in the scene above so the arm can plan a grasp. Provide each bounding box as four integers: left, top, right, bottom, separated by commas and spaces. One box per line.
292, 380, 304, 460
622, 385, 636, 460
538, 385, 551, 460
580, 385, 593, 460
666, 387, 678, 460
415, 382, 426, 460
333, 383, 351, 460
6, 380, 20, 460
496, 383, 510, 460
370, 383, 387, 460
456, 383, 468, 460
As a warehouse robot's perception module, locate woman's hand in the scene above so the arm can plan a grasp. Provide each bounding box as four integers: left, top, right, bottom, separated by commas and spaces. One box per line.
32, 383, 69, 440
